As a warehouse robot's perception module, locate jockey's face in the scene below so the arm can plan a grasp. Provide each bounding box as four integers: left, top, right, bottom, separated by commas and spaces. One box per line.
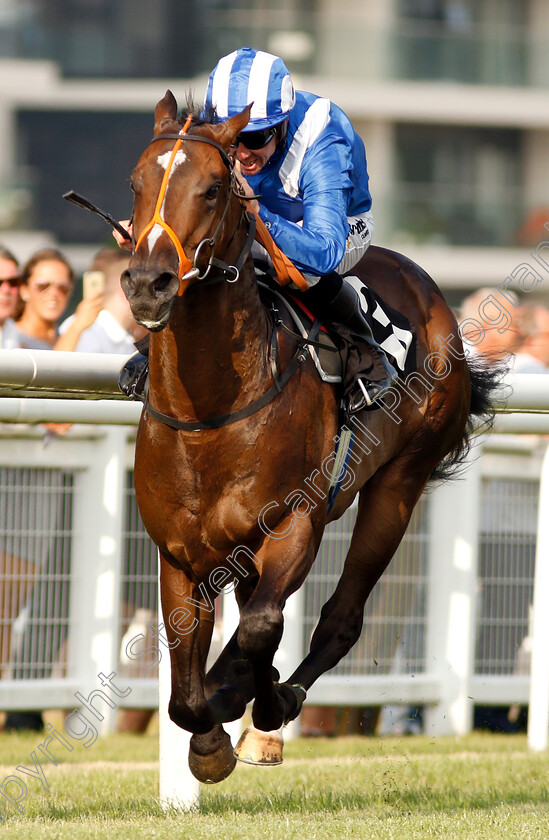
232, 134, 278, 177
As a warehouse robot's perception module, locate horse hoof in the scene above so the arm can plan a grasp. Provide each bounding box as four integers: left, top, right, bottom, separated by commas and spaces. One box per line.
188, 732, 237, 784
234, 724, 283, 766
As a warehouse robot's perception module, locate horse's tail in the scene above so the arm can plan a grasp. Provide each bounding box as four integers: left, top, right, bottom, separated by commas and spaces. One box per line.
429, 355, 506, 483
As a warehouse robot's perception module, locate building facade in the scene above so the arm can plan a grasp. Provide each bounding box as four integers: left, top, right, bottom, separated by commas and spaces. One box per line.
0, 0, 547, 306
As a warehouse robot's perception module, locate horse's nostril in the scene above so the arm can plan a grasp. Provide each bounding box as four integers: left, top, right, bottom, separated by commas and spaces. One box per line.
153, 272, 175, 293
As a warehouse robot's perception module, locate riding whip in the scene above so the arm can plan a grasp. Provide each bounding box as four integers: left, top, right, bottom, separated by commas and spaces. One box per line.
62, 190, 132, 241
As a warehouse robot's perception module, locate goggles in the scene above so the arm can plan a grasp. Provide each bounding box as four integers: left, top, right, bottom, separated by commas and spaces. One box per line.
232, 125, 278, 151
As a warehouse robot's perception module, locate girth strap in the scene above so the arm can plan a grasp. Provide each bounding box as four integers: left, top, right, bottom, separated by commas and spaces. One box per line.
139, 318, 321, 432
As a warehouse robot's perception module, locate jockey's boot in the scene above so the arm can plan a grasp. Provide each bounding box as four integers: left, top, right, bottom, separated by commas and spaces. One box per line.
119, 352, 149, 398
308, 273, 399, 408
119, 335, 150, 399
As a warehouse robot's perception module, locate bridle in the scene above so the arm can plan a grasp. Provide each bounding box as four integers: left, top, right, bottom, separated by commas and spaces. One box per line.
134, 115, 255, 295
133, 114, 320, 433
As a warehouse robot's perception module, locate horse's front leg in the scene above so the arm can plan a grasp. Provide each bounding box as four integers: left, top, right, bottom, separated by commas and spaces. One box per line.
235, 517, 317, 756
159, 553, 236, 783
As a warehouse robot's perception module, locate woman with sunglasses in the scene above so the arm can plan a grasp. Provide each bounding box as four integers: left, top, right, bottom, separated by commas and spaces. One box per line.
15, 247, 102, 351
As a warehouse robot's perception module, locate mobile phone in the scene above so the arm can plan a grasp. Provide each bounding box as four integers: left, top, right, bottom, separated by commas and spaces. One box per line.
82, 270, 106, 298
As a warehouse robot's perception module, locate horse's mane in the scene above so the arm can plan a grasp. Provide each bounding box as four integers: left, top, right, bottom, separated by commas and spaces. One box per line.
178, 95, 218, 128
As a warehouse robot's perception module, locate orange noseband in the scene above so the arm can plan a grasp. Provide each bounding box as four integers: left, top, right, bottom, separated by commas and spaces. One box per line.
134, 115, 194, 294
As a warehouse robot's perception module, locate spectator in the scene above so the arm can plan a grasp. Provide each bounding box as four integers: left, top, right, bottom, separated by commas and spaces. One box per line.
0, 245, 22, 349
505, 302, 549, 729
14, 247, 102, 353
0, 245, 34, 696
61, 248, 141, 354
459, 287, 524, 363
509, 303, 549, 374
459, 291, 541, 733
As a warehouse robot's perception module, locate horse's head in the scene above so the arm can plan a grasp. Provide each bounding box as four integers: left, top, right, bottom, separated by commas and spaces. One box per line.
121, 90, 251, 330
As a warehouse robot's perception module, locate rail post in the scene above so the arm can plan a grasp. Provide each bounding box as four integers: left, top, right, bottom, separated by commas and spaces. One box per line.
69, 426, 128, 734
528, 441, 549, 751
424, 447, 481, 735
158, 582, 200, 808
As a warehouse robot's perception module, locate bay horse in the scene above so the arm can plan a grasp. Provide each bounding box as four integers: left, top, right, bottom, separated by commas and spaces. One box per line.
120, 91, 497, 783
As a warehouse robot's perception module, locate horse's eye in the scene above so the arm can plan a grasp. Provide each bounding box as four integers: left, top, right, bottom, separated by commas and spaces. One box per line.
206, 184, 221, 201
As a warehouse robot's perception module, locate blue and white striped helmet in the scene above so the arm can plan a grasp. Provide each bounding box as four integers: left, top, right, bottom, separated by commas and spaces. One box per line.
203, 47, 296, 132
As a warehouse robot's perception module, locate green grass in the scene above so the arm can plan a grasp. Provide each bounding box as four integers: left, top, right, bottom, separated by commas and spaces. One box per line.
0, 732, 548, 839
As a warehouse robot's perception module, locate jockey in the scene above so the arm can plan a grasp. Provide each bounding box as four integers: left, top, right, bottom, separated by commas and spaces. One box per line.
117, 46, 398, 405
202, 46, 397, 404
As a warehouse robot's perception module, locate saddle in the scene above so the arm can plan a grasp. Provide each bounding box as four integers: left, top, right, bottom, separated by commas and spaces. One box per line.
258, 276, 416, 414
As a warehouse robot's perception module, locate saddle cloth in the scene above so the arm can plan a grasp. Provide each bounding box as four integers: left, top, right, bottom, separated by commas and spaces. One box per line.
258, 276, 416, 409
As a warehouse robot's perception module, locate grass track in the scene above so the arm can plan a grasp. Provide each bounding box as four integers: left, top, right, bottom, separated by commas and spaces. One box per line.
0, 731, 547, 839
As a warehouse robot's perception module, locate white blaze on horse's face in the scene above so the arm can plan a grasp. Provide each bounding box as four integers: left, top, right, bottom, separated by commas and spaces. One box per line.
146, 149, 188, 252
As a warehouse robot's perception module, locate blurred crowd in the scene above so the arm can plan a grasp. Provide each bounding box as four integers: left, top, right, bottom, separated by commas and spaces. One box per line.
0, 244, 141, 356
459, 286, 549, 373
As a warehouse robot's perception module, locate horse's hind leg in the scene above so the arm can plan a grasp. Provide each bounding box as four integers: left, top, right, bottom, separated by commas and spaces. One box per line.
286, 455, 433, 702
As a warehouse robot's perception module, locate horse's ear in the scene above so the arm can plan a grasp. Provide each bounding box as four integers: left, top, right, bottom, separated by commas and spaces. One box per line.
154, 90, 178, 136
211, 105, 252, 151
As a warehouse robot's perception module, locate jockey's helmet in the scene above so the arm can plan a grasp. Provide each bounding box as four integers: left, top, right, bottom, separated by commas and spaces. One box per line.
203, 46, 295, 132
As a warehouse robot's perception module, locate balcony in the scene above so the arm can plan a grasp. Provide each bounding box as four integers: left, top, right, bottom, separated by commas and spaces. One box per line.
317, 19, 538, 88
0, 7, 545, 88
383, 182, 525, 248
